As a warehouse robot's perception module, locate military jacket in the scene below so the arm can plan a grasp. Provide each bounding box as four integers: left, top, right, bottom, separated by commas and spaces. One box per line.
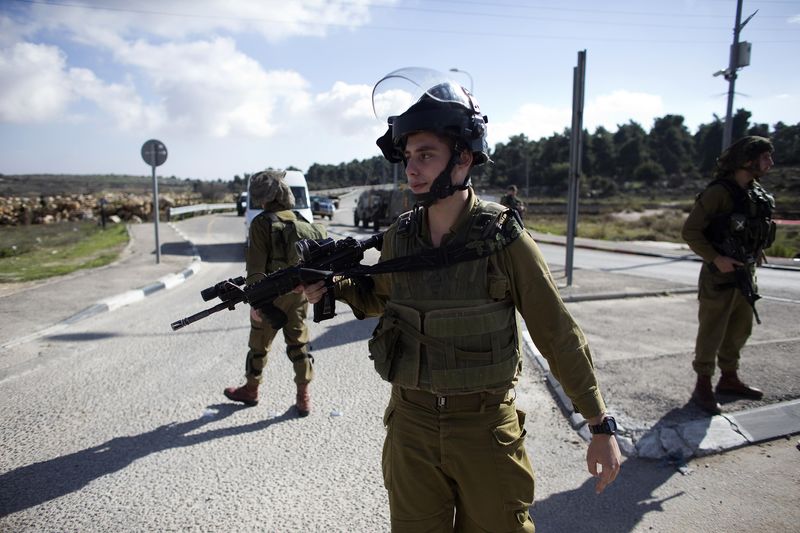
245, 209, 298, 285
682, 176, 775, 265
336, 189, 606, 418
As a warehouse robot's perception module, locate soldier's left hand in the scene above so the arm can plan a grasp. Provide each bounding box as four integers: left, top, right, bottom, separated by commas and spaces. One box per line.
294, 280, 327, 304
586, 434, 621, 494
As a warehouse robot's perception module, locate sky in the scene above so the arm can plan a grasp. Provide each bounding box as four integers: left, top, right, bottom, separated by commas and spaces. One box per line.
1, 0, 798, 181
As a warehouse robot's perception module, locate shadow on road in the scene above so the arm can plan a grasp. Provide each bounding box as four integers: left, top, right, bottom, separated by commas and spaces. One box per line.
530, 407, 711, 532
531, 460, 685, 533
159, 241, 196, 257
189, 242, 246, 263
309, 316, 377, 351
0, 403, 294, 517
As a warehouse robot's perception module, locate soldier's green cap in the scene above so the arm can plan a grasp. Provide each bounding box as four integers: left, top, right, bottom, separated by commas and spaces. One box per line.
716, 135, 774, 176
250, 170, 295, 211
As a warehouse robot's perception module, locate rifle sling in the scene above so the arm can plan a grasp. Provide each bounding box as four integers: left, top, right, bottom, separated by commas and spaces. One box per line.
343, 236, 515, 277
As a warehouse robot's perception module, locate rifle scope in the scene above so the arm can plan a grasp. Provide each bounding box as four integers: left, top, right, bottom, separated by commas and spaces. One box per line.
200, 276, 246, 301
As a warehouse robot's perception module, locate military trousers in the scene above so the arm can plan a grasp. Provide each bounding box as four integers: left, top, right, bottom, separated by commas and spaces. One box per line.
382, 385, 535, 533
245, 291, 313, 385
692, 265, 754, 376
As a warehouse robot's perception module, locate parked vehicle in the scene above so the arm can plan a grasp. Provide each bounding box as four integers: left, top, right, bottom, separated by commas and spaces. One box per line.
236, 192, 248, 216
310, 195, 336, 220
353, 187, 415, 231
245, 170, 313, 244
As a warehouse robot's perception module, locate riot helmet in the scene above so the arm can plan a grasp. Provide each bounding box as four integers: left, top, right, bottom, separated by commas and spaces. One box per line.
372, 67, 489, 205
714, 136, 774, 179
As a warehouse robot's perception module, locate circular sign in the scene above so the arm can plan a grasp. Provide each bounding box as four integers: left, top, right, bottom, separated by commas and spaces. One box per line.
141, 139, 168, 167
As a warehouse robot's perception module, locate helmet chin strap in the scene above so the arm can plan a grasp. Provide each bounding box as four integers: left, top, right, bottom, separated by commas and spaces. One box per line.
411, 152, 471, 207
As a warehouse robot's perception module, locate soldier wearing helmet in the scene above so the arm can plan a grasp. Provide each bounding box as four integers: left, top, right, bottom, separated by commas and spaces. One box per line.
224, 169, 324, 417
682, 136, 776, 414
301, 68, 620, 530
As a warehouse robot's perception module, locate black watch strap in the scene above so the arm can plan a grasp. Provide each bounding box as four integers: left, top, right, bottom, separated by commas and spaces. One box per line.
588, 416, 617, 435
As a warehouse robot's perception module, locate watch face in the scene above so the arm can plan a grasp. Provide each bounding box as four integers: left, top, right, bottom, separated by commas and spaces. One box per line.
591, 416, 617, 435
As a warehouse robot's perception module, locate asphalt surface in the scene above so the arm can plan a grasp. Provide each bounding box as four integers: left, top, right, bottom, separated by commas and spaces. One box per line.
1, 218, 799, 462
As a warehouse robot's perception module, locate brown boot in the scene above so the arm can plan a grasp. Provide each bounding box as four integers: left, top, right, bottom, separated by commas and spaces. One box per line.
691, 375, 721, 415
296, 383, 311, 417
224, 380, 259, 406
716, 371, 764, 400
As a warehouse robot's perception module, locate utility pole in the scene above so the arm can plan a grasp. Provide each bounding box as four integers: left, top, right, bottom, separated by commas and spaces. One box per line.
565, 50, 586, 287
716, 0, 757, 150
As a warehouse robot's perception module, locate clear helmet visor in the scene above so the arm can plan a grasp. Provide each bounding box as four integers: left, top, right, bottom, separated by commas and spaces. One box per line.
372, 67, 473, 124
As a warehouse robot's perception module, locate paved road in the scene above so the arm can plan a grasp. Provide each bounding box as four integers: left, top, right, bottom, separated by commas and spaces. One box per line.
1, 205, 799, 532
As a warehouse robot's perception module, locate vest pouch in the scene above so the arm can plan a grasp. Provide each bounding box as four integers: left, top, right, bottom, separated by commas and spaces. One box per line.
368, 316, 402, 381
424, 301, 520, 394
371, 302, 422, 387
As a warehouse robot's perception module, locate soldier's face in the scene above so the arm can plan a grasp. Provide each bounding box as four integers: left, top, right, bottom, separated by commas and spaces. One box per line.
403, 131, 452, 195
746, 151, 774, 178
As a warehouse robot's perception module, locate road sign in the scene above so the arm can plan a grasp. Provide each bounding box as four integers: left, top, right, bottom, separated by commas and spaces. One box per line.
141, 139, 168, 264
141, 139, 168, 167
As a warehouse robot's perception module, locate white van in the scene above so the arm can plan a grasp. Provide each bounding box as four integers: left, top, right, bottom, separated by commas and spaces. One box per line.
245, 170, 314, 243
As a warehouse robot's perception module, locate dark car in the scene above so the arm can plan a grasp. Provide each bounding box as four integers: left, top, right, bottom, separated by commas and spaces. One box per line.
236, 192, 248, 216
310, 195, 336, 220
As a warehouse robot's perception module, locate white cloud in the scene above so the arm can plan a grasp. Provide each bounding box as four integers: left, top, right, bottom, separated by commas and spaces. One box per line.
313, 82, 378, 135
489, 90, 665, 145
26, 0, 382, 45
489, 103, 571, 145
585, 90, 664, 130
68, 68, 163, 131
0, 42, 74, 122
110, 37, 311, 137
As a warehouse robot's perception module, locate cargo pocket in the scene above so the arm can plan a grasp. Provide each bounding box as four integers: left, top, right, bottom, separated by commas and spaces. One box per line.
381, 402, 396, 491
490, 407, 535, 528
368, 317, 401, 381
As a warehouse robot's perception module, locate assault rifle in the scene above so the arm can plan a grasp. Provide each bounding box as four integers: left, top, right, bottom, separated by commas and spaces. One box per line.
712, 232, 763, 324
170, 233, 383, 331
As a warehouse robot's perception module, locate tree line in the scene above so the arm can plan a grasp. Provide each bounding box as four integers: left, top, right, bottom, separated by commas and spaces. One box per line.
305, 109, 800, 198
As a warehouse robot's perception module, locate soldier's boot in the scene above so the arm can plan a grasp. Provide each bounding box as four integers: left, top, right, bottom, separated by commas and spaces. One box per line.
295, 383, 311, 417
716, 371, 764, 400
223, 379, 259, 406
691, 375, 722, 415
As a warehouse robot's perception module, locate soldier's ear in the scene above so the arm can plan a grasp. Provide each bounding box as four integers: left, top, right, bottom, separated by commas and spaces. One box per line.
458, 149, 473, 166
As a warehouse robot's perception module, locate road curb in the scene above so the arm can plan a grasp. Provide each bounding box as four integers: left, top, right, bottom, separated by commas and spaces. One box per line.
521, 328, 800, 462
0, 223, 202, 350
531, 233, 800, 272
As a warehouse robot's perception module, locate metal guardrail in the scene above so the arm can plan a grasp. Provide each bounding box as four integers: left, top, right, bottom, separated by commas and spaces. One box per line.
168, 203, 235, 219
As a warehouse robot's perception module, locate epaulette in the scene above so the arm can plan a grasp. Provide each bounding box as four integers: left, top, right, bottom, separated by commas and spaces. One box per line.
466, 201, 523, 257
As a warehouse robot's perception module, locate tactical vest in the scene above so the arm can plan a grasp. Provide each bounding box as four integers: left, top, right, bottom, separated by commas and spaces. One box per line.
264, 212, 327, 271
703, 178, 776, 260
368, 200, 522, 394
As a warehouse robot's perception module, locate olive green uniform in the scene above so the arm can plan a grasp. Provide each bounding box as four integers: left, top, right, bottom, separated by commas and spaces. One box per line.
500, 193, 524, 218
337, 190, 605, 532
244, 210, 313, 385
681, 177, 771, 376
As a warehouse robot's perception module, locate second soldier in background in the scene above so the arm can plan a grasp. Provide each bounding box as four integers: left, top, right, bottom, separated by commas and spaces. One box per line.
224, 170, 325, 417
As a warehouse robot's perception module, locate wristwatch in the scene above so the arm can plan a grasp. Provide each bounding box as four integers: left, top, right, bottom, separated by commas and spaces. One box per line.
588, 416, 617, 435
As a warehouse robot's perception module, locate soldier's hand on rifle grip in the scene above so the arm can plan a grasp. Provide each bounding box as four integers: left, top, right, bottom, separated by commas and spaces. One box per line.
296, 280, 327, 305
250, 307, 262, 323
713, 255, 743, 274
